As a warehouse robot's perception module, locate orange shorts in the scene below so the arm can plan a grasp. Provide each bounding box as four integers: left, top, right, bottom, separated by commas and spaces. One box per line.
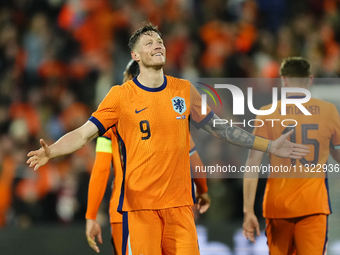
122, 205, 200, 255
266, 214, 328, 255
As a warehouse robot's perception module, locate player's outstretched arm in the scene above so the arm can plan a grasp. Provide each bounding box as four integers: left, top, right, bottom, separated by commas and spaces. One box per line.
243, 150, 263, 243
202, 114, 309, 158
27, 121, 99, 171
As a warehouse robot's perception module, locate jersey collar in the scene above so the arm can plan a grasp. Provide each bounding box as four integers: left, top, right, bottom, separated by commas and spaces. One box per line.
133, 75, 167, 92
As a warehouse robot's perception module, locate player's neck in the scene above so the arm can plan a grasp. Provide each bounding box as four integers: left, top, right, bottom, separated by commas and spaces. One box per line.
284, 85, 309, 98
137, 68, 164, 88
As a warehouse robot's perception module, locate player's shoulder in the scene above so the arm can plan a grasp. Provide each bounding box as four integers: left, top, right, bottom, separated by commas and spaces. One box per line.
309, 97, 335, 107
165, 75, 191, 87
107, 80, 136, 96
309, 98, 338, 114
107, 84, 124, 94
118, 80, 136, 90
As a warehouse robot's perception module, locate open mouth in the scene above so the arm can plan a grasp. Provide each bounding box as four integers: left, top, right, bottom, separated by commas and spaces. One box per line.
153, 53, 163, 56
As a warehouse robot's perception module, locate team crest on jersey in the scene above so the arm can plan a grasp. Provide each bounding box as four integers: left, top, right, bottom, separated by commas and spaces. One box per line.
172, 97, 186, 114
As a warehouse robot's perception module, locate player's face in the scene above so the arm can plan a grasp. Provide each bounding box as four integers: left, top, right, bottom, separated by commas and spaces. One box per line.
132, 31, 166, 69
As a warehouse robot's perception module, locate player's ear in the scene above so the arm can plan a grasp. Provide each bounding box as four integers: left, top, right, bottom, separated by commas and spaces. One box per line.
131, 51, 140, 62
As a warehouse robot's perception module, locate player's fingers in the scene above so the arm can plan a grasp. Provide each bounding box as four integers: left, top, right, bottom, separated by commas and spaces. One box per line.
91, 242, 100, 253
285, 129, 294, 136
197, 198, 202, 210
249, 234, 256, 243
291, 151, 308, 157
26, 156, 35, 164
29, 160, 37, 168
242, 229, 247, 239
289, 155, 303, 159
199, 204, 209, 214
88, 239, 100, 253
242, 229, 250, 240
292, 151, 308, 157
34, 164, 40, 171
293, 146, 309, 152
294, 143, 308, 148
256, 225, 260, 237
293, 145, 309, 150
281, 129, 294, 139
97, 232, 103, 244
87, 236, 96, 247
40, 139, 48, 149
243, 228, 255, 243
27, 151, 37, 158
87, 236, 99, 250
246, 231, 255, 243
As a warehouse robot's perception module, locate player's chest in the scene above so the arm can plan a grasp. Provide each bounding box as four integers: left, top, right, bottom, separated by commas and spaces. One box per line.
119, 91, 189, 130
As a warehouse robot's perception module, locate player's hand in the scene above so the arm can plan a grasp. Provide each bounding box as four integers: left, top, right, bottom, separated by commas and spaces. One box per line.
26, 139, 51, 171
242, 212, 260, 244
270, 129, 309, 159
86, 219, 103, 253
196, 192, 211, 214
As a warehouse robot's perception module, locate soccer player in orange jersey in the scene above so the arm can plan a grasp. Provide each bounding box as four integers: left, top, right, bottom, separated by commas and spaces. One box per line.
85, 60, 211, 254
243, 57, 340, 254
27, 23, 309, 255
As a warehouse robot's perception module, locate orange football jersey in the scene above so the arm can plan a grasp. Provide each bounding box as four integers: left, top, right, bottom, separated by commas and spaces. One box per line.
253, 97, 340, 218
90, 75, 213, 211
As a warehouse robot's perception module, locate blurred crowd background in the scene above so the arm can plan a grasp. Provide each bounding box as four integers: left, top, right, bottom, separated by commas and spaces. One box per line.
1, 0, 340, 252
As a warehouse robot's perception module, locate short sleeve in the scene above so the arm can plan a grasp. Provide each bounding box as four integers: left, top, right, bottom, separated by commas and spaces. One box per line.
190, 83, 214, 129
89, 86, 121, 136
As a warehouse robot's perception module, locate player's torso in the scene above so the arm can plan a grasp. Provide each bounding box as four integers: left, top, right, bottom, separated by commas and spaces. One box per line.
116, 76, 193, 211
263, 98, 335, 218
116, 76, 190, 165
269, 98, 334, 169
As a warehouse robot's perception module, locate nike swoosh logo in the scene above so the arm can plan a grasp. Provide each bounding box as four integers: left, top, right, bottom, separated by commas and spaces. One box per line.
135, 107, 148, 114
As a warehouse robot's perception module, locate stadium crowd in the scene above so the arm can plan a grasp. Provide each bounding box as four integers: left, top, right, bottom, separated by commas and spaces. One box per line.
0, 0, 340, 228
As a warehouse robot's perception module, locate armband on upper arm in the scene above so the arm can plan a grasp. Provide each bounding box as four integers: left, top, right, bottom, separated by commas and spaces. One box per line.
96, 137, 112, 153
